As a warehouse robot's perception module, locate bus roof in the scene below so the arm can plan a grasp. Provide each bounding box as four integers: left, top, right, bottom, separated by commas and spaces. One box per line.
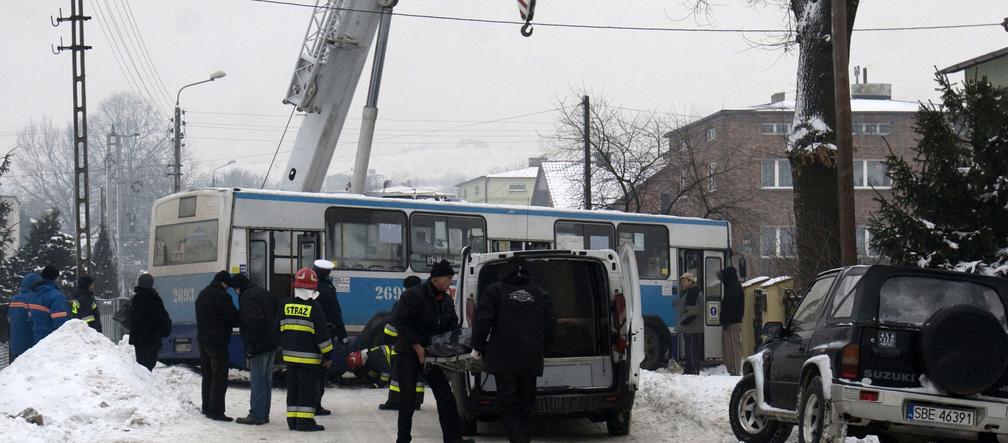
216, 187, 729, 228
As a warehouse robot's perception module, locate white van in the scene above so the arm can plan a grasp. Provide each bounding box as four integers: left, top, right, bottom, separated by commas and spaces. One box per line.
449, 247, 645, 436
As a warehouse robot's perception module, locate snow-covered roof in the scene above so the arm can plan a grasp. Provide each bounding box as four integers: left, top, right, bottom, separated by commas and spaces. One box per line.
940, 46, 1008, 74
538, 160, 622, 210
486, 167, 539, 179
738, 98, 921, 113
761, 276, 792, 287
742, 276, 770, 287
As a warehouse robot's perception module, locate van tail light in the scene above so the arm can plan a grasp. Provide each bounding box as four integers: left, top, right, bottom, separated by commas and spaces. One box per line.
840, 344, 860, 380
613, 292, 626, 317
615, 337, 628, 354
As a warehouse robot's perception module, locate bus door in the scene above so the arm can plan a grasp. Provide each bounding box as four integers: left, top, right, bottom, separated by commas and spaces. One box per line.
703, 251, 725, 360
248, 229, 322, 300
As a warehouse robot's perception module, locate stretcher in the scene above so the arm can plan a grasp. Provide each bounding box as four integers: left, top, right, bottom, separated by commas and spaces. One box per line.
425, 353, 483, 372
423, 328, 482, 372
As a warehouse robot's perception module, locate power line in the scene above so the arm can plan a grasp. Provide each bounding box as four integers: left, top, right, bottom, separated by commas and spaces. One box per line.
242, 0, 1002, 34
117, 0, 173, 106
90, 0, 168, 115
186, 109, 555, 124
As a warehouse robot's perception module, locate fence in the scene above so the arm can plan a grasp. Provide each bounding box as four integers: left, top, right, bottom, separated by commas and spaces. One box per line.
98, 297, 130, 344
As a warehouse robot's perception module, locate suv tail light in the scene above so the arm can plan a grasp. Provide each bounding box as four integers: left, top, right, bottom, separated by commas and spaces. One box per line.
840, 344, 860, 380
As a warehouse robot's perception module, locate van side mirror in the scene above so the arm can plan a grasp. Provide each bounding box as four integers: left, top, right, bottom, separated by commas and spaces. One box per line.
762, 321, 784, 340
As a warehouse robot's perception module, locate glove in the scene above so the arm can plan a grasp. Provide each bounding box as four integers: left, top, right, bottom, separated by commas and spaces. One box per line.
340, 336, 350, 345
470, 350, 481, 360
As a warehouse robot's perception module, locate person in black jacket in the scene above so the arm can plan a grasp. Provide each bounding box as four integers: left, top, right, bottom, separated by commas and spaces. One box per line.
71, 275, 103, 333
312, 259, 347, 416
232, 273, 280, 425
390, 260, 471, 443
195, 270, 239, 421
677, 272, 703, 375
128, 274, 172, 371
378, 275, 425, 412
717, 266, 744, 376
471, 257, 555, 443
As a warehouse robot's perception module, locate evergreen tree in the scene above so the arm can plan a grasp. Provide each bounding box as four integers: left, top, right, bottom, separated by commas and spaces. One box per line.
0, 153, 15, 299
4, 208, 78, 290
91, 223, 120, 299
869, 74, 1008, 275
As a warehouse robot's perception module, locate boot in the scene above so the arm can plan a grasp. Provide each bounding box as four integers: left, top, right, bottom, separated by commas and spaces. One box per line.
315, 406, 332, 416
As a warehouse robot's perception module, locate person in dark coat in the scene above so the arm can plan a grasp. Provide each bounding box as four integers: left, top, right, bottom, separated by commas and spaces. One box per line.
233, 273, 280, 425
312, 259, 346, 416
677, 272, 703, 375
195, 270, 239, 421
378, 275, 425, 411
717, 266, 744, 376
128, 274, 172, 371
71, 275, 103, 333
471, 257, 555, 443
390, 260, 471, 443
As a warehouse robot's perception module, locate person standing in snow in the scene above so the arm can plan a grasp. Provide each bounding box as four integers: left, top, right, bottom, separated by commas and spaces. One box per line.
312, 259, 347, 416
8, 273, 42, 361
279, 267, 332, 432
128, 274, 172, 371
195, 270, 240, 422
471, 257, 555, 443
377, 275, 425, 412
70, 275, 103, 333
29, 265, 71, 344
677, 272, 703, 375
717, 266, 744, 376
390, 260, 472, 443
232, 273, 280, 426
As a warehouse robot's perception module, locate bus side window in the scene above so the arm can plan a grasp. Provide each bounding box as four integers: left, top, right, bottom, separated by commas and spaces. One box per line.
409, 213, 486, 272
616, 223, 670, 279
325, 207, 407, 272
555, 221, 615, 251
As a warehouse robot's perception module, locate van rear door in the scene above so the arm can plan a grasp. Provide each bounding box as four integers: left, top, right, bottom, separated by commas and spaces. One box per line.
619, 245, 644, 390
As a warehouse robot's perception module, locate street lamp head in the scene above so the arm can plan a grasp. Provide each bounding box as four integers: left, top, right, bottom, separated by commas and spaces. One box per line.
226, 160, 236, 166
210, 71, 227, 81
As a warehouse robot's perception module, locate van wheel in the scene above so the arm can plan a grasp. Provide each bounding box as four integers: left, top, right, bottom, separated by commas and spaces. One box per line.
729, 375, 792, 443
798, 376, 844, 443
606, 409, 631, 436
461, 414, 478, 436
641, 317, 671, 370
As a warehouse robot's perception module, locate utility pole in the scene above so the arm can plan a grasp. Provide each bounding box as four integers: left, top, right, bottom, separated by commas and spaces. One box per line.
171, 106, 183, 193
832, 0, 857, 266
53, 0, 93, 276
582, 95, 592, 210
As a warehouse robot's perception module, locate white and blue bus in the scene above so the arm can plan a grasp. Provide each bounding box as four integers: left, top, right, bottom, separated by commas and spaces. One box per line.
148, 188, 732, 370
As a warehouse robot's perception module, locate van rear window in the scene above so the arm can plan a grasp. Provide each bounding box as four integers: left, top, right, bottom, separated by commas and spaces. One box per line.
879, 276, 1006, 326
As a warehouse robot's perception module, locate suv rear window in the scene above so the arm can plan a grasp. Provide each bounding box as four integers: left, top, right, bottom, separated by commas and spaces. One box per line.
879, 276, 1006, 326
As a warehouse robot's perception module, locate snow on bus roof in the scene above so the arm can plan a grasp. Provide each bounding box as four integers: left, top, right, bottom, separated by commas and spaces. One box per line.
226, 187, 729, 227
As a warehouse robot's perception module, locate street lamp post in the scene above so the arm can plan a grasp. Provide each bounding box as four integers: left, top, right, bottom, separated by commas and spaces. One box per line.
173, 70, 226, 192
211, 160, 236, 187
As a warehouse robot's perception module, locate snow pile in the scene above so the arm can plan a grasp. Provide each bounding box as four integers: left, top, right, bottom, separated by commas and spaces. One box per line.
634, 369, 741, 442
0, 320, 201, 442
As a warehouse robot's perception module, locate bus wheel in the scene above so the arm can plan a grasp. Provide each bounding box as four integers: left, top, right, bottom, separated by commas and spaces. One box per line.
640, 317, 670, 370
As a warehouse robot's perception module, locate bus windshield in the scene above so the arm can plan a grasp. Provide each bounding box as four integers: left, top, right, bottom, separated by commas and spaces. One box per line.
152, 219, 219, 266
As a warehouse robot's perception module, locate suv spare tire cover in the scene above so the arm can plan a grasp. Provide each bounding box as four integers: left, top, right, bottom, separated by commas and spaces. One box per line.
919, 304, 1008, 396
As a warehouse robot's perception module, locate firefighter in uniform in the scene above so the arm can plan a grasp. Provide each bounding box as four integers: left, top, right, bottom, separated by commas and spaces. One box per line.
279, 267, 333, 432
379, 275, 424, 411
70, 275, 103, 332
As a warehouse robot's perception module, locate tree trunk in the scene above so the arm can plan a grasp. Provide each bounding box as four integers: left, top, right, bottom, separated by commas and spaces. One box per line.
787, 0, 857, 288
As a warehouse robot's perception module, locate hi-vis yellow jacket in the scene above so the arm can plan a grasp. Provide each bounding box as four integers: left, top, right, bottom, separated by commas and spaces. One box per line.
279, 297, 333, 365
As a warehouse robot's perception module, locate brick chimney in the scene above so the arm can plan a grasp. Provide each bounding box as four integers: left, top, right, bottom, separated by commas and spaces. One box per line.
770, 92, 786, 103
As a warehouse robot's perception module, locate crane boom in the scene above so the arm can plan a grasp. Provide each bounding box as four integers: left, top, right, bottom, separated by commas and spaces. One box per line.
279, 0, 383, 192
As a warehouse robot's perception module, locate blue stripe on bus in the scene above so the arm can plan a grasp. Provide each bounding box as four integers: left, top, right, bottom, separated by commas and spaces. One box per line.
233, 192, 729, 227
641, 284, 678, 330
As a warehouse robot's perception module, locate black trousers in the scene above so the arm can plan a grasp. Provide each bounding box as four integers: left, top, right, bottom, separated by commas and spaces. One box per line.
134, 342, 160, 371
287, 364, 323, 430
387, 350, 424, 407
199, 343, 230, 418
397, 349, 461, 443
682, 333, 703, 375
496, 374, 537, 443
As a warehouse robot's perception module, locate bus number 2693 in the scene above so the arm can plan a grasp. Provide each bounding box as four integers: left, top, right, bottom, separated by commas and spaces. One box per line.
374, 285, 404, 301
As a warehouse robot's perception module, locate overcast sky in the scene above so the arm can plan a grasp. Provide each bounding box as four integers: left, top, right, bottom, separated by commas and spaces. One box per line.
1, 0, 1005, 188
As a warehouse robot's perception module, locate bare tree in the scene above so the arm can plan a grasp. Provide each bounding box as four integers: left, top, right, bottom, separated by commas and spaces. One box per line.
548, 93, 668, 212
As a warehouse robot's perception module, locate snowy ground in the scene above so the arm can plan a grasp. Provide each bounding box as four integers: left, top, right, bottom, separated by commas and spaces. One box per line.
0, 322, 884, 442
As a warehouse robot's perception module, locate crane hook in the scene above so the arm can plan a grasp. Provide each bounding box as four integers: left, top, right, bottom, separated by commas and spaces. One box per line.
517, 0, 536, 37
521, 22, 534, 37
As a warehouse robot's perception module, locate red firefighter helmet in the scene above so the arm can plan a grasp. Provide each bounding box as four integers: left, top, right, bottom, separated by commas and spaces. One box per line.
292, 267, 319, 291
346, 350, 365, 371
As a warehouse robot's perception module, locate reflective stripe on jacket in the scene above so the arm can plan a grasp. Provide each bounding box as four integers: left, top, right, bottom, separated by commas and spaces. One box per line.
279, 298, 332, 366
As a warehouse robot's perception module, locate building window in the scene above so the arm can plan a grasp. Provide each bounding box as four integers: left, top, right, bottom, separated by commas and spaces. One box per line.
853, 122, 892, 136
679, 140, 688, 151
760, 123, 791, 135
852, 160, 892, 188
707, 162, 717, 192
474, 186, 480, 196
856, 226, 879, 258
508, 183, 526, 192
760, 226, 796, 258
706, 128, 716, 141
761, 159, 793, 188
